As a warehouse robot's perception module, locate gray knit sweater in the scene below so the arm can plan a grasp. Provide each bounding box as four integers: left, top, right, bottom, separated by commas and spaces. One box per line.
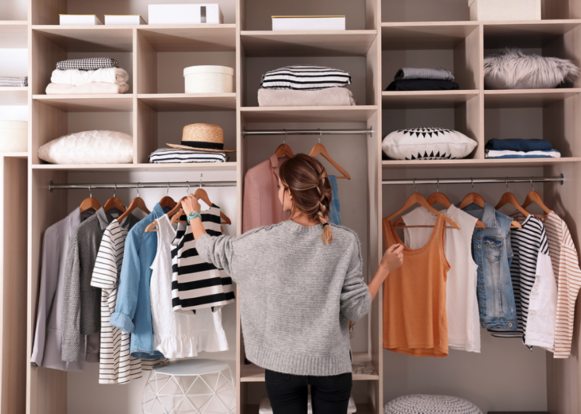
196, 220, 371, 376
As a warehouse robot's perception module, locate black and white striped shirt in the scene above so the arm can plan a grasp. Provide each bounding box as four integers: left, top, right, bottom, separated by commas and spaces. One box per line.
260, 65, 352, 90
171, 205, 235, 313
91, 217, 165, 384
149, 148, 229, 164
490, 215, 549, 347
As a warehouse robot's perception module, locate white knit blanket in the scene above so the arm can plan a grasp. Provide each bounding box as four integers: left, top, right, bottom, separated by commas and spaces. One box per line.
46, 82, 129, 94
50, 68, 129, 86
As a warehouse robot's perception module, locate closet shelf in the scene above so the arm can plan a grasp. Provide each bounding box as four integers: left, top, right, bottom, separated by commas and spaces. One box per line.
382, 90, 479, 109
483, 19, 581, 48
138, 25, 236, 52
31, 162, 238, 172
382, 158, 581, 169
245, 404, 375, 414
32, 26, 133, 52
138, 93, 236, 111
0, 87, 28, 106
33, 95, 133, 112
240, 30, 377, 57
381, 22, 479, 50
0, 22, 27, 48
484, 89, 581, 108
240, 106, 378, 122
0, 152, 28, 158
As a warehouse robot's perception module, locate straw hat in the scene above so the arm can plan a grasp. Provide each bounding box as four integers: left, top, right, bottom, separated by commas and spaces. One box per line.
167, 123, 235, 153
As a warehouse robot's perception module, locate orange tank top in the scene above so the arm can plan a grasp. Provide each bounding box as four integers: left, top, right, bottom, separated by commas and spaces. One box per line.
382, 213, 450, 357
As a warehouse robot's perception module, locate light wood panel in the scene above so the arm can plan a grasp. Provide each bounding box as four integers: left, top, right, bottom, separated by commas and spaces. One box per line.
31, 28, 66, 96
31, 26, 133, 52
483, 20, 581, 49
0, 22, 27, 48
0, 157, 27, 414
0, 87, 28, 105
137, 25, 237, 52
240, 30, 377, 57
136, 99, 157, 164
138, 93, 236, 111
454, 24, 480, 91
30, 0, 66, 25
382, 90, 479, 109
381, 22, 479, 50
484, 89, 581, 108
382, 158, 581, 168
30, 101, 66, 165
240, 106, 378, 122
135, 29, 157, 94
31, 162, 238, 172
32, 95, 133, 112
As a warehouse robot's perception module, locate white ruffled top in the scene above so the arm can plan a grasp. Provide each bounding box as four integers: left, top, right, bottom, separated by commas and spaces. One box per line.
150, 215, 228, 359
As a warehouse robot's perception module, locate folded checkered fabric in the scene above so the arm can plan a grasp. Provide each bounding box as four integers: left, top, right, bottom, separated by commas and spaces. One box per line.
56, 58, 120, 71
261, 65, 351, 90
149, 148, 229, 164
0, 76, 27, 87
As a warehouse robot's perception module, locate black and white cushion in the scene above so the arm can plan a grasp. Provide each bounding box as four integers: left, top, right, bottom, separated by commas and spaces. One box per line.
385, 395, 483, 414
382, 127, 477, 160
56, 57, 120, 71
260, 65, 351, 90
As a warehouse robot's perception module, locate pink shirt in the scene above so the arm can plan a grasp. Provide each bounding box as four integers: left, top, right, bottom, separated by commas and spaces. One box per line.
243, 154, 289, 233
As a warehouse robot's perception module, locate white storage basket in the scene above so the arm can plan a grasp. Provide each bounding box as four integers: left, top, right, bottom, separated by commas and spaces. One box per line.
0, 120, 27, 152
183, 65, 234, 93
468, 0, 541, 21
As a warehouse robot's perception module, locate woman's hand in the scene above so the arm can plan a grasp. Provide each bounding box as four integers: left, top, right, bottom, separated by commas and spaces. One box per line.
182, 194, 201, 216
380, 244, 404, 275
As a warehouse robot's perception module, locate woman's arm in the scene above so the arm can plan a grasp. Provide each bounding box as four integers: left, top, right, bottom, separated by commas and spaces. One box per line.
182, 194, 206, 240
368, 244, 404, 301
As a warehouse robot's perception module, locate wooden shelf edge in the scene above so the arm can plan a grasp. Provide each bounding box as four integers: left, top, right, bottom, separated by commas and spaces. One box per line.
31, 162, 238, 171
380, 19, 581, 26
0, 152, 28, 158
138, 93, 236, 99
32, 24, 237, 31
0, 20, 28, 26
33, 94, 133, 100
382, 158, 581, 168
241, 105, 378, 111
241, 29, 377, 35
484, 88, 581, 95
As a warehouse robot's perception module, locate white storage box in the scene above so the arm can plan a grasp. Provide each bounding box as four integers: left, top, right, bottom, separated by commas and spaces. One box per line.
149, 4, 223, 25
59, 15, 103, 25
0, 121, 27, 153
468, 0, 541, 21
272, 15, 346, 31
105, 15, 147, 25
184, 65, 234, 93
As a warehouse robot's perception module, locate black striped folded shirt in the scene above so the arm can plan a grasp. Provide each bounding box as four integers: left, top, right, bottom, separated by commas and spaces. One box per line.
56, 57, 120, 71
260, 65, 351, 90
148, 148, 229, 164
0, 76, 27, 87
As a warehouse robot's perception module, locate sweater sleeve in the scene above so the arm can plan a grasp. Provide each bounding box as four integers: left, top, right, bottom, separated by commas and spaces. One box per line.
340, 235, 371, 322
196, 233, 238, 283
61, 233, 82, 362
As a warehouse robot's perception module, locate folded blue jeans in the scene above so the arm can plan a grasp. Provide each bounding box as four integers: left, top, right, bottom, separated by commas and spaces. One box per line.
485, 139, 553, 152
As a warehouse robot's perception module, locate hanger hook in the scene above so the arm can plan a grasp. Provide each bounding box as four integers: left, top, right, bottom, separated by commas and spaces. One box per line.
89, 184, 92, 199
199, 173, 203, 189
506, 177, 509, 192
436, 178, 440, 193
530, 177, 535, 192
136, 182, 140, 198
167, 182, 170, 195
471, 177, 474, 192
186, 181, 190, 195
319, 129, 322, 144
283, 129, 287, 145
413, 178, 417, 193
113, 183, 117, 198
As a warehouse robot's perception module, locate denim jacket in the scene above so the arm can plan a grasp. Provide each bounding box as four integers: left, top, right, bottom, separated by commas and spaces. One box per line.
462, 202, 518, 330
110, 203, 169, 358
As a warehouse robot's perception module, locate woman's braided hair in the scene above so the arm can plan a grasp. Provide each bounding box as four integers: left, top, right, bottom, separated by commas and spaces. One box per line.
279, 153, 333, 244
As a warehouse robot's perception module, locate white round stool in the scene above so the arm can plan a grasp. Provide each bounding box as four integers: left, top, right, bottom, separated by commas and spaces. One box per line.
142, 359, 236, 414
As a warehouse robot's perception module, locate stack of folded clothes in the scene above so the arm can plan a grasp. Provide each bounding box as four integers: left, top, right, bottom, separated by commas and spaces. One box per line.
0, 76, 27, 87
385, 67, 459, 91
485, 138, 561, 159
148, 148, 229, 164
46, 57, 129, 94
258, 65, 355, 106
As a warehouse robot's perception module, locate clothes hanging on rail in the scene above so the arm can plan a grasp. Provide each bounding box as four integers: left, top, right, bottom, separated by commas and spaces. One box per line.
243, 154, 290, 232
61, 207, 122, 362
461, 202, 518, 331
328, 175, 341, 226
91, 216, 165, 384
383, 214, 450, 357
151, 215, 229, 359
171, 205, 235, 313
110, 203, 170, 360
402, 205, 481, 353
31, 207, 98, 371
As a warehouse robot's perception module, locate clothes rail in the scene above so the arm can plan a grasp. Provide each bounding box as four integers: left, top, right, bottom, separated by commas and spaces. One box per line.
242, 127, 373, 137
382, 174, 564, 186
48, 180, 237, 192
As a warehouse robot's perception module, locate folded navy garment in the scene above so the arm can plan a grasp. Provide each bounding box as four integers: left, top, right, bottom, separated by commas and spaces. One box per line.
385, 79, 460, 91
485, 139, 553, 152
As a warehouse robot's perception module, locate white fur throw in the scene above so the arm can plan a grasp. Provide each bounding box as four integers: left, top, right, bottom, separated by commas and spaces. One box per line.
484, 49, 580, 89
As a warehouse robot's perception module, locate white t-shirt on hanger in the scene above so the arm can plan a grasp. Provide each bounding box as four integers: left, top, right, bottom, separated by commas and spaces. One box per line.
402, 204, 481, 353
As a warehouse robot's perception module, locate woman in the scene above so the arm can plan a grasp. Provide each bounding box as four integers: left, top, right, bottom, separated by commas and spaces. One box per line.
183, 154, 403, 414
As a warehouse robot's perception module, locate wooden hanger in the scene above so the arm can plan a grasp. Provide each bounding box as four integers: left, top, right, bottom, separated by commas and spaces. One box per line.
103, 184, 126, 213
427, 187, 486, 229
80, 185, 101, 213
387, 191, 460, 230
458, 192, 485, 209
522, 180, 551, 214
275, 130, 295, 159
159, 183, 177, 210
309, 133, 351, 179
194, 188, 232, 225
118, 183, 150, 222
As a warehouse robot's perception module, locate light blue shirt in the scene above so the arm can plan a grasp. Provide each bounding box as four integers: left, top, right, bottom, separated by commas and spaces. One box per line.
110, 203, 169, 358
328, 175, 341, 226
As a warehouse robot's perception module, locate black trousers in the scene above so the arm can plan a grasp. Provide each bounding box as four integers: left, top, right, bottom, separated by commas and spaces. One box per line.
265, 369, 353, 414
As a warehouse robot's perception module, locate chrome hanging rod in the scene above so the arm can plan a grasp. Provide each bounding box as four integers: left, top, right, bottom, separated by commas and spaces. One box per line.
382, 174, 564, 186
242, 127, 373, 137
49, 180, 237, 192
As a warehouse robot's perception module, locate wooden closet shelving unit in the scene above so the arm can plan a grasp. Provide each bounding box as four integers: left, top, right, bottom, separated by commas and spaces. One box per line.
3, 0, 577, 412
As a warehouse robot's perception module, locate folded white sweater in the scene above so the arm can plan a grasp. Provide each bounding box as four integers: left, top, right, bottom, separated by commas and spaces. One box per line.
46, 82, 129, 94
50, 68, 129, 86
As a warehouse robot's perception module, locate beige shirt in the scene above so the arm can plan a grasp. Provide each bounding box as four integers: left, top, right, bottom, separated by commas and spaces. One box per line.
243, 154, 289, 233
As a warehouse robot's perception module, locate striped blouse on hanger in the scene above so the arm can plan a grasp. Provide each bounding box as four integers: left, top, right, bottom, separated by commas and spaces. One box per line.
171, 204, 235, 313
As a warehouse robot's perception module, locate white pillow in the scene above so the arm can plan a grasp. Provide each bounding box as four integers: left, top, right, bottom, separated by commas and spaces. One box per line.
382, 127, 477, 160
38, 130, 133, 164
